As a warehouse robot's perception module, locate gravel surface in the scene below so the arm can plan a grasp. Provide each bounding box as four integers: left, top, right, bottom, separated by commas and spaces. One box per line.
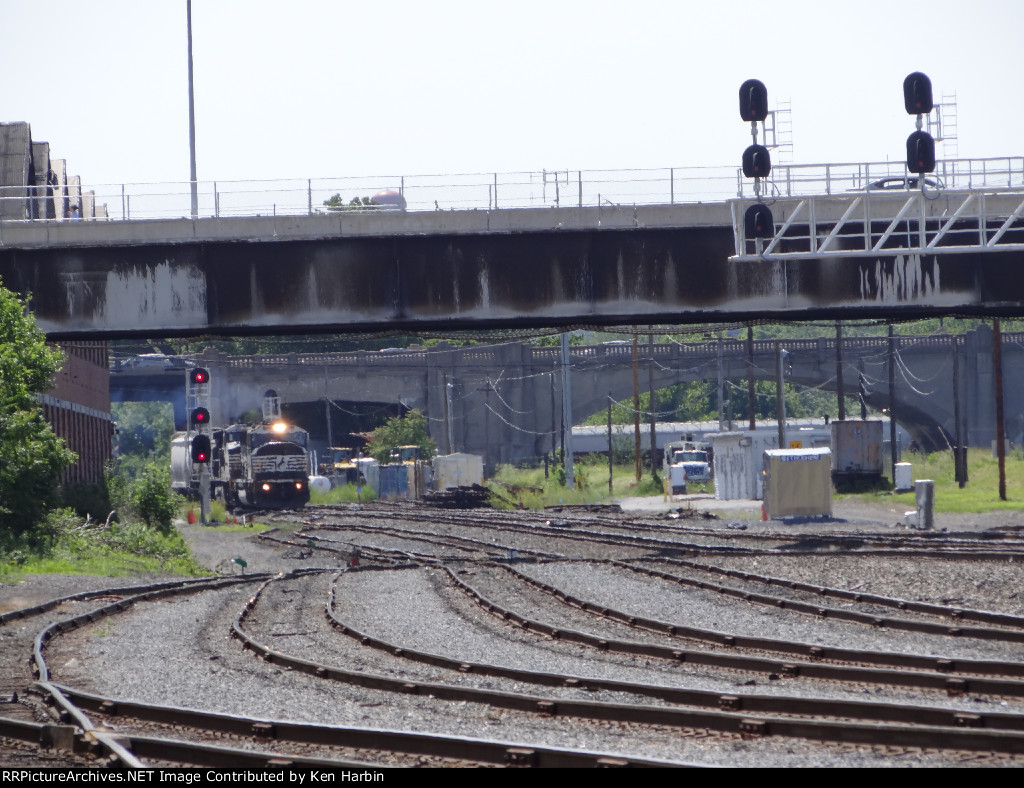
517, 561, 1024, 664
4, 500, 1024, 768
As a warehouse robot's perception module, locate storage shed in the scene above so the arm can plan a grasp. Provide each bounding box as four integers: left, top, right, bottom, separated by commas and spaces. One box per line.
762, 448, 833, 518
709, 431, 779, 501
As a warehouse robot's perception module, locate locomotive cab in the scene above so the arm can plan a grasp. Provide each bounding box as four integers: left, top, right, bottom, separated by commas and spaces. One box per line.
232, 420, 311, 509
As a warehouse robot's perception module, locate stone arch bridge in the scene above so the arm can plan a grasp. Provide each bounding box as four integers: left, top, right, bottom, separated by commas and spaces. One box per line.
111, 327, 1021, 471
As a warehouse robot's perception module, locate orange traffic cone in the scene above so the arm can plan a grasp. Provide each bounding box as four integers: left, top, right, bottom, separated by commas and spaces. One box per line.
761, 503, 768, 522
187, 509, 197, 525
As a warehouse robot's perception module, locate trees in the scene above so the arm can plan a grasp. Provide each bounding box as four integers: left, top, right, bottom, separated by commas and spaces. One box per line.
365, 410, 437, 464
0, 280, 76, 539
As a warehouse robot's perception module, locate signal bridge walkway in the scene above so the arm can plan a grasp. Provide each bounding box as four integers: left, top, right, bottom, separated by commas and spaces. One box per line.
112, 326, 1022, 470
3, 157, 1024, 337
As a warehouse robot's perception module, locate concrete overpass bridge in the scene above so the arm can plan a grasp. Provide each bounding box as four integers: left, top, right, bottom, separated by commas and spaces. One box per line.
5, 158, 1024, 339
111, 326, 1023, 471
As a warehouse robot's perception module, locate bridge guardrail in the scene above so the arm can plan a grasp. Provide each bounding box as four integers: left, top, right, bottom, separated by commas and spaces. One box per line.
5, 157, 1023, 223
119, 332, 1015, 374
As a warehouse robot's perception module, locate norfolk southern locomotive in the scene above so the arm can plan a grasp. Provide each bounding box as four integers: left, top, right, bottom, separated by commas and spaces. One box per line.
172, 419, 311, 509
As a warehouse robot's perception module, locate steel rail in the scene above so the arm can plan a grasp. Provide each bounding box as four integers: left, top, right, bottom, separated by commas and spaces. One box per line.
19, 569, 570, 769
300, 522, 554, 560
49, 685, 689, 768
31, 574, 275, 684
324, 565, 1024, 727
499, 563, 1024, 689
0, 714, 99, 766
306, 505, 1024, 561
232, 570, 1024, 753
0, 575, 273, 628
449, 563, 1024, 703
22, 575, 279, 767
653, 556, 1024, 633
617, 560, 1024, 644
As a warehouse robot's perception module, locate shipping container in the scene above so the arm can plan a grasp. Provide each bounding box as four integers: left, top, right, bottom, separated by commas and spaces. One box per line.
433, 453, 484, 490
830, 420, 883, 485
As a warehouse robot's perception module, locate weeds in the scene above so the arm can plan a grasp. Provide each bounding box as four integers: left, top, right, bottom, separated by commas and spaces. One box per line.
487, 461, 665, 510
309, 483, 378, 505
839, 448, 1024, 513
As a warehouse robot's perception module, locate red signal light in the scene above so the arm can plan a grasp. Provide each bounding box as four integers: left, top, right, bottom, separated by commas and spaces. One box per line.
190, 367, 210, 385
190, 434, 211, 463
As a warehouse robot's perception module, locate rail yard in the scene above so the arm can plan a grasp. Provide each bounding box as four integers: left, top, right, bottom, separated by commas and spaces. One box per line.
2, 498, 1024, 768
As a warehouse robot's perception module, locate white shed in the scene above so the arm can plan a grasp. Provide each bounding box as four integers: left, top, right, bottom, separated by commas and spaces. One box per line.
709, 431, 779, 501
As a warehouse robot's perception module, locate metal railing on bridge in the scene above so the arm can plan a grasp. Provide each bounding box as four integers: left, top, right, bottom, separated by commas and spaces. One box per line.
4, 156, 1023, 223
141, 332, 1019, 373
731, 158, 1024, 260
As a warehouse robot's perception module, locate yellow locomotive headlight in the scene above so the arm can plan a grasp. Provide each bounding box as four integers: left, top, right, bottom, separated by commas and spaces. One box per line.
271, 422, 288, 435
261, 483, 272, 492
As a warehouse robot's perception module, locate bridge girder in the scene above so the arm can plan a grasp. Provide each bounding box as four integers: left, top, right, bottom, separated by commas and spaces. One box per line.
4, 208, 1024, 339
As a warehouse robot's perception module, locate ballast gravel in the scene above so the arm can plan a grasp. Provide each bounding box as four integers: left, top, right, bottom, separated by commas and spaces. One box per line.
7, 500, 1024, 768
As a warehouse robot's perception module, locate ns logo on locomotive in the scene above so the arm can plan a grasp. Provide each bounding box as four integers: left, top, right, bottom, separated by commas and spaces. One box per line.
171, 375, 311, 510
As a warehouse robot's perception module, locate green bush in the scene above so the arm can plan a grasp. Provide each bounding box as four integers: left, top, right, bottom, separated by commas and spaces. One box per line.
128, 464, 183, 534
61, 482, 112, 522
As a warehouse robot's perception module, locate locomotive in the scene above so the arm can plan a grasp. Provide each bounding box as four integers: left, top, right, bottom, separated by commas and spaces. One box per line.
171, 418, 311, 510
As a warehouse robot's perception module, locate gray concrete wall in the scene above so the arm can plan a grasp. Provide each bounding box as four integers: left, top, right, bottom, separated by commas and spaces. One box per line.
111, 329, 1024, 471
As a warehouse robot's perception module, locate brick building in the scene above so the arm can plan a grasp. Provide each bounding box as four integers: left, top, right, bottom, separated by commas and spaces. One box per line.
2, 122, 113, 486
39, 342, 114, 487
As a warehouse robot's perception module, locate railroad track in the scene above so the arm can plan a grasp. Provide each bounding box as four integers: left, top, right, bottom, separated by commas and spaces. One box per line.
297, 502, 1024, 560
4, 569, 688, 768
5, 502, 1024, 767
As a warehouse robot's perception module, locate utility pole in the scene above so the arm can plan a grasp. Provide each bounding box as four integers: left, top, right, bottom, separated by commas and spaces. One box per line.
549, 364, 557, 465
560, 333, 575, 489
647, 332, 657, 477
994, 318, 1007, 500
747, 324, 756, 431
607, 393, 613, 494
632, 329, 642, 481
186, 0, 199, 218
952, 336, 966, 488
444, 377, 454, 455
835, 321, 845, 421
717, 335, 725, 432
888, 323, 898, 482
324, 398, 333, 453
775, 345, 788, 449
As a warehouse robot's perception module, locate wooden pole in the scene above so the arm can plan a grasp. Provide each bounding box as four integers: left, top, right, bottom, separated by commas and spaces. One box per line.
994, 318, 1007, 501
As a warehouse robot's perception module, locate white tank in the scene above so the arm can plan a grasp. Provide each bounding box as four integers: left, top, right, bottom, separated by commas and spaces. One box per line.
170, 432, 191, 493
308, 475, 331, 494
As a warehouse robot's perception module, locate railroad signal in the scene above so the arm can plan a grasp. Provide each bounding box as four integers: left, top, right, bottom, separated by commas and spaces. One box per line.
903, 72, 933, 115
190, 406, 210, 428
742, 144, 772, 179
190, 367, 210, 386
739, 79, 769, 122
744, 204, 774, 239
190, 434, 211, 463
906, 130, 936, 174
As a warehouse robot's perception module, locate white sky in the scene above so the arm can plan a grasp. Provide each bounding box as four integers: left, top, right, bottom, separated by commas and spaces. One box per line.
3, 0, 1023, 188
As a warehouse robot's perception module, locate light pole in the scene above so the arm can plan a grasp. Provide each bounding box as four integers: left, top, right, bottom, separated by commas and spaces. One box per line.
776, 347, 788, 449
186, 0, 198, 218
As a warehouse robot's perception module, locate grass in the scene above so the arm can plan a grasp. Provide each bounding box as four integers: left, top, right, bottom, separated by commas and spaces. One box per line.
309, 483, 377, 505
0, 516, 208, 578
488, 461, 665, 510
493, 449, 1024, 515
839, 448, 1024, 514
